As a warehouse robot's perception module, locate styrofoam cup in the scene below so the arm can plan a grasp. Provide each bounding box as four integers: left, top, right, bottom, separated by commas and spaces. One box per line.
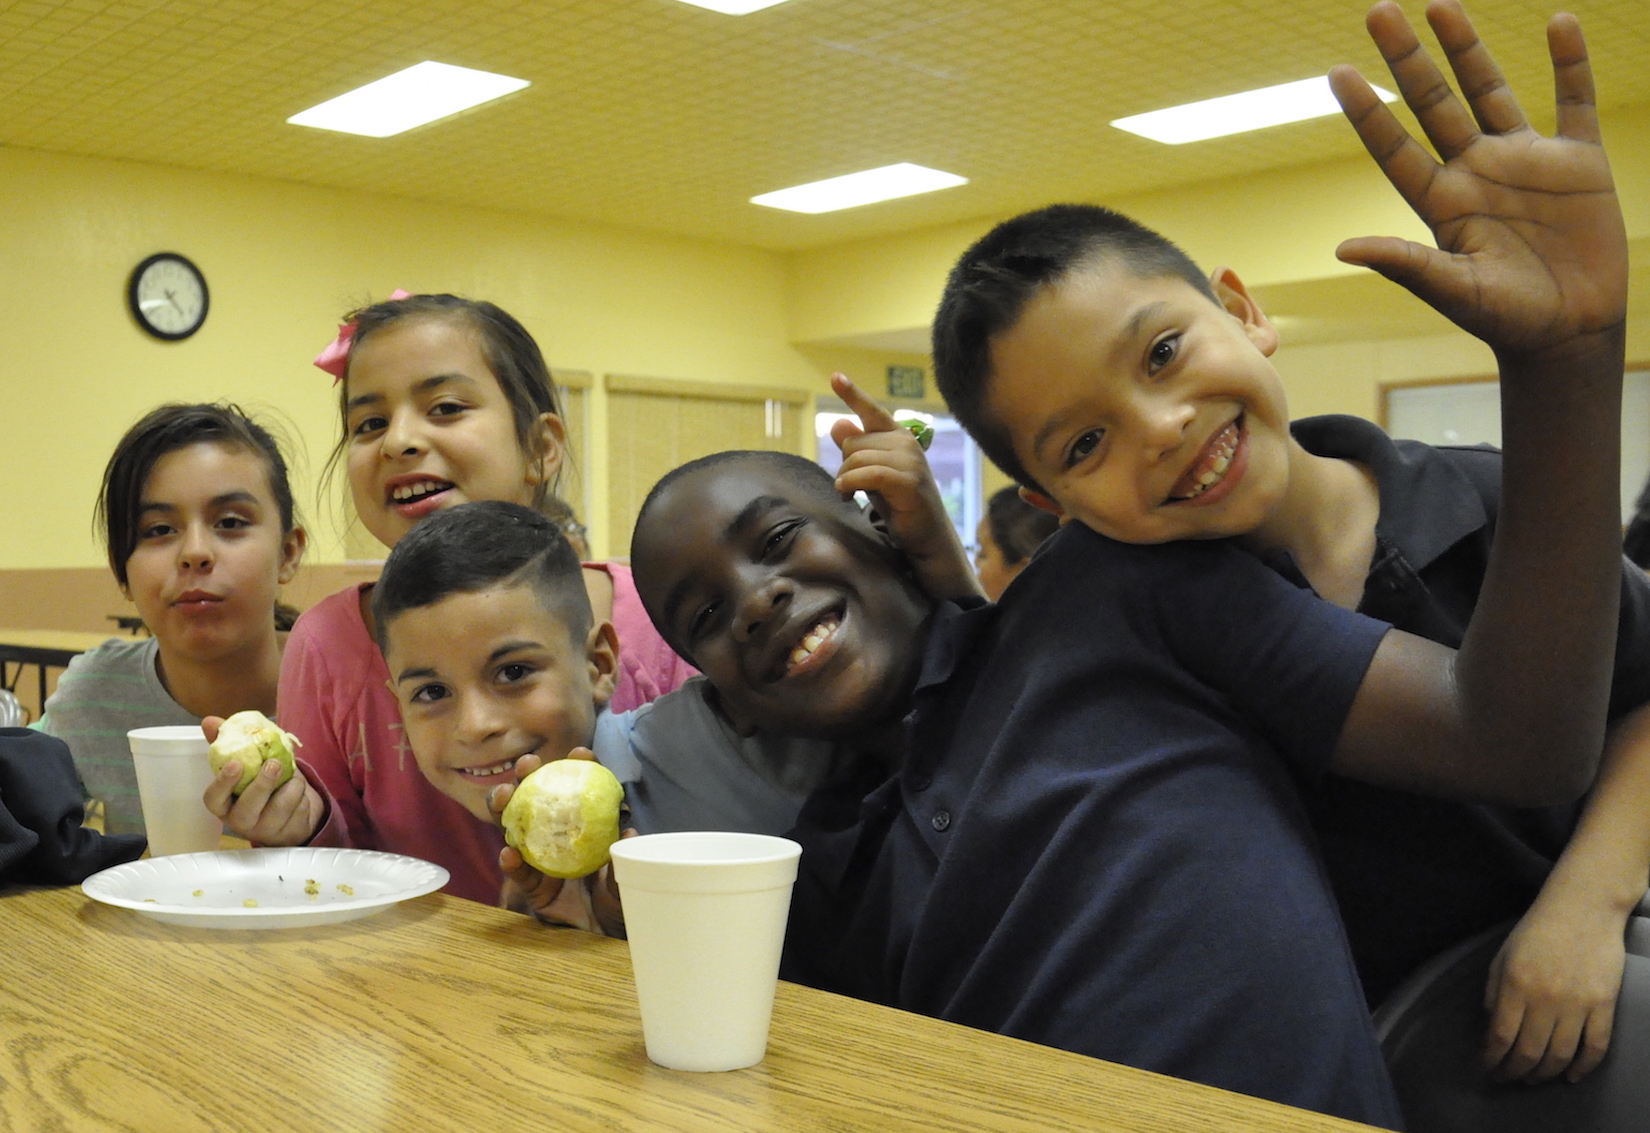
609, 831, 801, 1071
128, 726, 221, 856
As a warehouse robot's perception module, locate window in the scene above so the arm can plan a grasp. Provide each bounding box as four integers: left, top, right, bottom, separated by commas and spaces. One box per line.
1384, 368, 1650, 525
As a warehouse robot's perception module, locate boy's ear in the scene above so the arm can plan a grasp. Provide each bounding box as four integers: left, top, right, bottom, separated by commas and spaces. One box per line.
1018, 487, 1066, 518
1208, 266, 1279, 358
526, 412, 569, 490
584, 619, 621, 710
278, 525, 308, 586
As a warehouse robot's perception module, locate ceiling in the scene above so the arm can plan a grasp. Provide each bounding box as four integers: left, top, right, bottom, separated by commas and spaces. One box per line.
4, 0, 1648, 253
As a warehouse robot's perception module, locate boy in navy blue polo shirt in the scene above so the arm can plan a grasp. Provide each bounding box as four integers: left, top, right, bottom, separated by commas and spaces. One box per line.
929, 0, 1643, 1084
616, 353, 1612, 1129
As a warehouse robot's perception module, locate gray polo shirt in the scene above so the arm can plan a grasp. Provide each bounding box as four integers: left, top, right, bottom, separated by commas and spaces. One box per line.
596, 675, 852, 837
38, 636, 198, 835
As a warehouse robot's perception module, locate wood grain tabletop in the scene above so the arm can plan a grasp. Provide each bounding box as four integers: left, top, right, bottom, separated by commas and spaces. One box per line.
0, 880, 1382, 1133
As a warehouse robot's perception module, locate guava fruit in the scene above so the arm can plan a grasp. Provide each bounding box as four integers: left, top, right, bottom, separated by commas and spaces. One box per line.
208, 710, 300, 795
898, 417, 935, 450
501, 759, 624, 879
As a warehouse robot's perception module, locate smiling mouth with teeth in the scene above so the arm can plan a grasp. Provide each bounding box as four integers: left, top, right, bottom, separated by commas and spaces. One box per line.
1168, 419, 1241, 502
390, 479, 453, 503
457, 757, 518, 779
786, 613, 842, 674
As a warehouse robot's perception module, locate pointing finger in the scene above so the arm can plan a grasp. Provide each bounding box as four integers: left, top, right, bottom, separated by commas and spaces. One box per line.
832, 373, 900, 433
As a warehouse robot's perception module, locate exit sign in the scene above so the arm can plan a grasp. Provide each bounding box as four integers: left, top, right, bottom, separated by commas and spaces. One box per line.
887, 365, 925, 400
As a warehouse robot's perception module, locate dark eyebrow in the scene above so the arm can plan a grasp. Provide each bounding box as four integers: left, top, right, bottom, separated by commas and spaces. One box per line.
210, 491, 260, 508
660, 495, 790, 632
487, 640, 542, 663
1124, 301, 1170, 343
138, 490, 261, 516
394, 639, 542, 685
346, 372, 477, 413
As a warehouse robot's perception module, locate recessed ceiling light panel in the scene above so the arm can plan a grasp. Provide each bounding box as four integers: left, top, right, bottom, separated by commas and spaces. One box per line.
287, 61, 530, 138
751, 163, 967, 214
673, 0, 794, 13
1110, 76, 1398, 145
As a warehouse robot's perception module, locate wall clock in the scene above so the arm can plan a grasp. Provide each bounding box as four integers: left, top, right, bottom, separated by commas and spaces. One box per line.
128, 252, 209, 341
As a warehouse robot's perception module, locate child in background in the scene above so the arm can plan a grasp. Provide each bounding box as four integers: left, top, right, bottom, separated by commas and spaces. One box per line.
975, 485, 1059, 600
930, 0, 1640, 1084
215, 294, 694, 903
42, 403, 306, 834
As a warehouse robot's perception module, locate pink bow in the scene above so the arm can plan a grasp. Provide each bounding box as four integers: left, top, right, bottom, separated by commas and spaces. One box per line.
313, 289, 413, 383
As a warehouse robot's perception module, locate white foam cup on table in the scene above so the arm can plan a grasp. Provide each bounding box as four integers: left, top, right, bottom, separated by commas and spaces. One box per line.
127, 726, 222, 857
609, 831, 802, 1072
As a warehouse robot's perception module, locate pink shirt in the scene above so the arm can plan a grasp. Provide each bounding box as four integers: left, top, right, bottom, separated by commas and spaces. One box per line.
278, 563, 694, 905
591, 562, 700, 713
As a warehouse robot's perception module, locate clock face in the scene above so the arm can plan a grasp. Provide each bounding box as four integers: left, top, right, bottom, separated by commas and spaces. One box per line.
129, 253, 209, 340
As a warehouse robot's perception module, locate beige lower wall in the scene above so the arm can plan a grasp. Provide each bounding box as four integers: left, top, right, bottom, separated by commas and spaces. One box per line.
0, 562, 382, 721
0, 562, 382, 636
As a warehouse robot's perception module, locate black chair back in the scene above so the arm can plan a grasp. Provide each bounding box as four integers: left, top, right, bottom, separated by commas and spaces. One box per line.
1375, 914, 1650, 1132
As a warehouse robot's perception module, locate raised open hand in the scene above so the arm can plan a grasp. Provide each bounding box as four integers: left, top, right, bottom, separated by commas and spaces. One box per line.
1331, 0, 1626, 361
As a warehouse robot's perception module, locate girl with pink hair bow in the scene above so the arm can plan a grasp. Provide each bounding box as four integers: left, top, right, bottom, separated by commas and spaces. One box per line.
208, 292, 695, 905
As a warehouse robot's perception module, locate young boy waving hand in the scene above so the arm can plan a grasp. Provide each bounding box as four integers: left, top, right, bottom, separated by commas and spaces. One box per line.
931, 0, 1639, 1084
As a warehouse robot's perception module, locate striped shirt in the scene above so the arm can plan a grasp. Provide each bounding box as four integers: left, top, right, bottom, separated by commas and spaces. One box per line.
38, 636, 197, 835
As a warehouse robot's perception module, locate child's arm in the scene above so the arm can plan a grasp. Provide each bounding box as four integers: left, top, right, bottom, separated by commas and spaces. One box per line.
1326, 1, 1626, 804
829, 373, 984, 602
490, 751, 628, 937
201, 715, 326, 845
1482, 701, 1650, 1082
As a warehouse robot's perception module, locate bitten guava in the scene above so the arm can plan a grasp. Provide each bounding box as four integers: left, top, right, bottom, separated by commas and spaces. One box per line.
501, 759, 624, 879
208, 710, 300, 795
898, 417, 935, 451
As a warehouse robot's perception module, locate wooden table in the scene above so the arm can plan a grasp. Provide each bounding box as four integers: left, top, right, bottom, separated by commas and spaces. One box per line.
0, 881, 1380, 1133
0, 628, 114, 714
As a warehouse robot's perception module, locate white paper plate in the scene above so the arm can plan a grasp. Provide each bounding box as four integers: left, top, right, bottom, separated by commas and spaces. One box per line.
81, 847, 449, 930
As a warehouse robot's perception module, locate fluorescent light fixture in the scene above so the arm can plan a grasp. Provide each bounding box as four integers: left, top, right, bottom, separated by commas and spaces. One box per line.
287, 61, 529, 138
752, 163, 967, 214
673, 0, 794, 12
1110, 76, 1397, 145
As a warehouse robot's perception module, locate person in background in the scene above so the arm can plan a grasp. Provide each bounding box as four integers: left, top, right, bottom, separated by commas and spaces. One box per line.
542, 494, 592, 560
40, 403, 306, 834
929, 0, 1640, 1085
975, 485, 1060, 600
218, 294, 693, 904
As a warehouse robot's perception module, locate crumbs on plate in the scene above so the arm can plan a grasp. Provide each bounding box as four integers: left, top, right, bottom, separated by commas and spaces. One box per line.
243, 898, 259, 908
192, 889, 204, 898
337, 883, 354, 896
304, 879, 320, 900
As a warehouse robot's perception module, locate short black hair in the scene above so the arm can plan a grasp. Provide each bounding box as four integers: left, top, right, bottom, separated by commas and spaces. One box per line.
635, 450, 850, 545
99, 403, 298, 588
371, 500, 592, 652
985, 485, 1060, 566
932, 204, 1219, 491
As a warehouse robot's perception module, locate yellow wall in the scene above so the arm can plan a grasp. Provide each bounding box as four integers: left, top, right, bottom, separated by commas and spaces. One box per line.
8, 97, 1648, 575
0, 144, 826, 568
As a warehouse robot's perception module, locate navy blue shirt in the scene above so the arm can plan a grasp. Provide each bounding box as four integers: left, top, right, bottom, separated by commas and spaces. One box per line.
1282, 415, 1650, 1006
783, 524, 1404, 1130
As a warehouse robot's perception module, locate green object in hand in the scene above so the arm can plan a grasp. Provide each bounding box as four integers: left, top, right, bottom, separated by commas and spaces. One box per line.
900, 418, 934, 451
